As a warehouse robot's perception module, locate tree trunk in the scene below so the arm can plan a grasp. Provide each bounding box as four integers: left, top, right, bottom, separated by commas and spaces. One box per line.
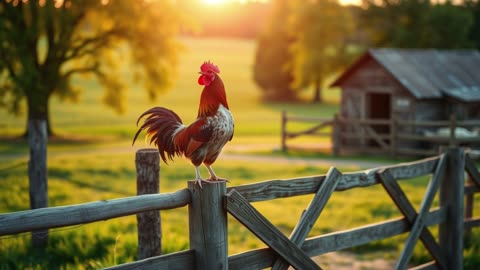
24, 92, 54, 137
312, 79, 323, 103
28, 119, 49, 248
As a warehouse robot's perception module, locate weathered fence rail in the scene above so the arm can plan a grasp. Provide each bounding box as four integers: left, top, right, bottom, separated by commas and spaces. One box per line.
281, 111, 480, 157
0, 147, 479, 270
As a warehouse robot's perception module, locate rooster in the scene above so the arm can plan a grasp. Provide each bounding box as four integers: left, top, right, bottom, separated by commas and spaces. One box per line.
132, 61, 234, 188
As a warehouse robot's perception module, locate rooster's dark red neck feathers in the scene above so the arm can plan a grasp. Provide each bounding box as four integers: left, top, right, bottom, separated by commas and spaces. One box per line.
198, 75, 229, 118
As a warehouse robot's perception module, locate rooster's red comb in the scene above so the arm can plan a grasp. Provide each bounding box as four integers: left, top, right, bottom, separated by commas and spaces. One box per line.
200, 61, 220, 74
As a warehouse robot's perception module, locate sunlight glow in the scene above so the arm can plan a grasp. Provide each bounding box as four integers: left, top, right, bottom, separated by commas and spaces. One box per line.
339, 0, 361, 5
201, 0, 268, 5
203, 0, 227, 5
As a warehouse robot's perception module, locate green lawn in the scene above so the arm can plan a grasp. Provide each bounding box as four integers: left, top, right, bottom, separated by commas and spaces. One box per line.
0, 37, 479, 269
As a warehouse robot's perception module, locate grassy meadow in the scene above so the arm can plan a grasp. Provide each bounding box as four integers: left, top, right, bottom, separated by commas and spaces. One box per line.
0, 37, 479, 269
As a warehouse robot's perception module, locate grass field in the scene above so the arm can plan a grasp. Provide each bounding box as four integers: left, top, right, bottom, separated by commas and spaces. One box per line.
0, 37, 479, 269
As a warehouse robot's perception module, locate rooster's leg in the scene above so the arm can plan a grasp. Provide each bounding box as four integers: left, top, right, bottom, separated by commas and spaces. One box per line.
205, 165, 229, 183
194, 166, 206, 188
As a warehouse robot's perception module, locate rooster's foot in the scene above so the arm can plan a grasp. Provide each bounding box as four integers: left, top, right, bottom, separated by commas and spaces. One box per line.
194, 178, 208, 189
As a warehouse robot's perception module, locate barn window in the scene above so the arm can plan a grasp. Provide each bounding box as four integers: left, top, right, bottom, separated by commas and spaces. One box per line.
394, 98, 411, 110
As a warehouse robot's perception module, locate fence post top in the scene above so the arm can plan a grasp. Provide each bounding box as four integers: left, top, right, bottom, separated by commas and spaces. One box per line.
187, 180, 227, 190
136, 148, 159, 154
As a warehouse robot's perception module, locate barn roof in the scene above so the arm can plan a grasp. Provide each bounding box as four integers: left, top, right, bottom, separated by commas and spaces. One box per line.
331, 49, 480, 102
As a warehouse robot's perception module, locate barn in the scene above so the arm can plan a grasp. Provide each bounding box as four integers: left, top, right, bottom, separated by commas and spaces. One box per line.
330, 48, 480, 155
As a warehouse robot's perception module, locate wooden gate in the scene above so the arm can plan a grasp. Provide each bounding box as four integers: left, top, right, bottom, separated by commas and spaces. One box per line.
224, 147, 471, 270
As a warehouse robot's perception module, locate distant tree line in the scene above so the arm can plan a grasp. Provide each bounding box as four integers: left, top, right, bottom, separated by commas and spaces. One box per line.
253, 0, 480, 103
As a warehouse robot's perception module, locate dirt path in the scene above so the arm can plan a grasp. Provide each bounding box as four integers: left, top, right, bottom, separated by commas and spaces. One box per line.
312, 252, 396, 270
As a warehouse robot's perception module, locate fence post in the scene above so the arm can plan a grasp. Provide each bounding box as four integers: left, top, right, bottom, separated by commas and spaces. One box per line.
449, 114, 456, 147
136, 148, 161, 259
28, 119, 48, 248
188, 181, 228, 270
439, 147, 464, 270
281, 111, 287, 152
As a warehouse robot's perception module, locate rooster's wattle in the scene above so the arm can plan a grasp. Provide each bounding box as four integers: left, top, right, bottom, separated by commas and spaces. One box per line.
132, 61, 234, 187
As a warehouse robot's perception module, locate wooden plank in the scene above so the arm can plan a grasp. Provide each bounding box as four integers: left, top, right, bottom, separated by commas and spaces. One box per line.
286, 131, 331, 138
188, 181, 228, 270
339, 117, 391, 125
381, 155, 440, 180
286, 116, 332, 123
341, 133, 391, 140
398, 133, 480, 144
465, 185, 480, 195
365, 125, 389, 149
302, 208, 447, 257
397, 133, 450, 143
225, 189, 321, 270
396, 155, 446, 269
465, 217, 480, 229
230, 155, 439, 202
286, 122, 332, 138
378, 168, 447, 270
228, 208, 447, 270
229, 176, 325, 202
0, 189, 191, 236
136, 149, 161, 259
104, 249, 195, 270
439, 147, 465, 270
464, 155, 480, 189
397, 119, 450, 127
229, 249, 276, 270
272, 167, 342, 270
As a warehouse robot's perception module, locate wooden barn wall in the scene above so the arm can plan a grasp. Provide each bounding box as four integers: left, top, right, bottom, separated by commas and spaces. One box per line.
339, 57, 415, 148
449, 101, 480, 120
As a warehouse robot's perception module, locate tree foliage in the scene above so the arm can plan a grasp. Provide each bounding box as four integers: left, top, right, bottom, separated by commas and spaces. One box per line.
253, 0, 296, 101
465, 0, 480, 49
361, 0, 475, 49
289, 0, 357, 103
0, 0, 183, 135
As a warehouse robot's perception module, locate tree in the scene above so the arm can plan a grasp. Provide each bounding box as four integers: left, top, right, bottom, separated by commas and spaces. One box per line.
0, 0, 183, 136
361, 0, 474, 49
0, 0, 183, 248
253, 0, 296, 101
465, 0, 480, 50
289, 0, 356, 103
421, 1, 473, 48
361, 0, 431, 48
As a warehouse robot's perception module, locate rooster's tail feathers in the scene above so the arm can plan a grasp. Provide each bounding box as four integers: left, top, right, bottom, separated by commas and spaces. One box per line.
132, 107, 183, 163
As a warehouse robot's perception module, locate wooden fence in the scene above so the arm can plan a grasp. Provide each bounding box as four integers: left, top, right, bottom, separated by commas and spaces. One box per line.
0, 147, 479, 269
281, 111, 480, 157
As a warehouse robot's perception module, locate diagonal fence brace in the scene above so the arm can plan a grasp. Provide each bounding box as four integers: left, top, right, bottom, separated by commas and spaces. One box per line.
272, 167, 342, 270
378, 154, 447, 270
224, 189, 321, 270
465, 155, 480, 189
